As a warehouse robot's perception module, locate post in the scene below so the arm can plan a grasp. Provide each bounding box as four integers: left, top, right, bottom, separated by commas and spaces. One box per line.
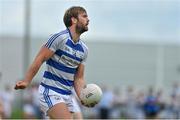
23, 0, 31, 72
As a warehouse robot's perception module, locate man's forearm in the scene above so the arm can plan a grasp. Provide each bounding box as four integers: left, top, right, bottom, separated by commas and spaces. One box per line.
24, 59, 43, 83
74, 78, 86, 98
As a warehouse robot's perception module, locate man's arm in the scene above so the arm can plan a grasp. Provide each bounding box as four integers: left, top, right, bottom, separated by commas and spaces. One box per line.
74, 64, 86, 99
74, 64, 96, 107
14, 46, 54, 90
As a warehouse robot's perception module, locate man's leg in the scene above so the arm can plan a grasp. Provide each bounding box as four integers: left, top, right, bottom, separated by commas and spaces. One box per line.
73, 112, 83, 119
48, 103, 72, 119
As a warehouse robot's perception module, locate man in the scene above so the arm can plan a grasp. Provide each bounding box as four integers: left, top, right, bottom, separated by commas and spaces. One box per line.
15, 6, 93, 119
0, 85, 14, 119
0, 99, 4, 119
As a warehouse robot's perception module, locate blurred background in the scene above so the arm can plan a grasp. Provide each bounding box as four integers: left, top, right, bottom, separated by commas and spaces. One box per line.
0, 0, 180, 119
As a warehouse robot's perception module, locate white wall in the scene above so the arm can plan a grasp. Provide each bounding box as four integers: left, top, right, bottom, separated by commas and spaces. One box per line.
1, 37, 180, 94
0, 38, 2, 85
85, 41, 180, 93
0, 37, 24, 89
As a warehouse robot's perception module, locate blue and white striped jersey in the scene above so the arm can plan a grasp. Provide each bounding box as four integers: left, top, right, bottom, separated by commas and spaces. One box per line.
40, 29, 88, 95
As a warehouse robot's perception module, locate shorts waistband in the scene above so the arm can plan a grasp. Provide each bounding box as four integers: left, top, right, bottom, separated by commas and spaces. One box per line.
40, 82, 72, 95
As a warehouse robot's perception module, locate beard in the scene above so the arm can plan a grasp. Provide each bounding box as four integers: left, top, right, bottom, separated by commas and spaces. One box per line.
76, 22, 88, 34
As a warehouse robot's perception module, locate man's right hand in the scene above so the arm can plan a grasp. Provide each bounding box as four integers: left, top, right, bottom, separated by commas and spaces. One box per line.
14, 80, 30, 90
80, 100, 97, 108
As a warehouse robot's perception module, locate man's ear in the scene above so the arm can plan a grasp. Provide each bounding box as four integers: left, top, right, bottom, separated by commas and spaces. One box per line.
71, 17, 77, 24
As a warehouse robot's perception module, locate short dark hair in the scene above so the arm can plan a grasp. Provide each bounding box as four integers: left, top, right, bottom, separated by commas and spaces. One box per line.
63, 6, 86, 27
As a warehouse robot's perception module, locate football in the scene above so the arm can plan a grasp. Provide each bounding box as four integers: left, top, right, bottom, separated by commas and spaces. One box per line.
80, 83, 102, 107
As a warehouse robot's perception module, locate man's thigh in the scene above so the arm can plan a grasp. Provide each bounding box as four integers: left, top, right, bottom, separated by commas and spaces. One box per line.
47, 102, 72, 119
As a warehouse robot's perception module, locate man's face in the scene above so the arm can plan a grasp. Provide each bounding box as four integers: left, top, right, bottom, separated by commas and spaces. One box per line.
76, 12, 89, 34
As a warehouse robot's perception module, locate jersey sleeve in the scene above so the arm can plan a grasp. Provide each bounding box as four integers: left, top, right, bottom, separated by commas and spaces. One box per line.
44, 33, 63, 52
81, 46, 88, 65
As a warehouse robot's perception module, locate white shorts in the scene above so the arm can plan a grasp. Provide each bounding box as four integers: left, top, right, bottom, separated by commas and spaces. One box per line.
38, 85, 80, 116
72, 96, 81, 112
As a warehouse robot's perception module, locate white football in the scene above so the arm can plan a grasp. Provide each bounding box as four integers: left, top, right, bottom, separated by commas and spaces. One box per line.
80, 84, 102, 107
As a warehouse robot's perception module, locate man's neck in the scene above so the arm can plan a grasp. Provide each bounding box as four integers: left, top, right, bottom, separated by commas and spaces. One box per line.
68, 27, 80, 43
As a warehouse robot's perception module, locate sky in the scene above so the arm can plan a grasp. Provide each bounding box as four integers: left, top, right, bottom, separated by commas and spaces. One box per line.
1, 0, 180, 43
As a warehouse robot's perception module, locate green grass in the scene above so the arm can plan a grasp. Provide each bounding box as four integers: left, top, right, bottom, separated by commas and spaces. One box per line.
11, 108, 23, 119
